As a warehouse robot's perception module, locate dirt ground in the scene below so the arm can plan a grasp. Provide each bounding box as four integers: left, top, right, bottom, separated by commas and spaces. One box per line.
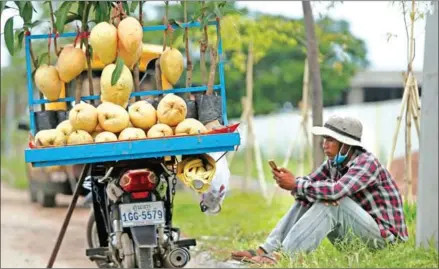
1, 183, 94, 268
0, 183, 243, 268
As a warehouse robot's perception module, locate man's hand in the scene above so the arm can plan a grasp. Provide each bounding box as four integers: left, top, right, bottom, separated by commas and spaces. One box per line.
272, 168, 296, 191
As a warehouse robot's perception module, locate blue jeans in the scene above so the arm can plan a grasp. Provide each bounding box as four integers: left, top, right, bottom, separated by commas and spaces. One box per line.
260, 197, 388, 257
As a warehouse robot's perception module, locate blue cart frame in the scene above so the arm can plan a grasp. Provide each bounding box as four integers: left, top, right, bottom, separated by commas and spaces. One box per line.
24, 21, 240, 167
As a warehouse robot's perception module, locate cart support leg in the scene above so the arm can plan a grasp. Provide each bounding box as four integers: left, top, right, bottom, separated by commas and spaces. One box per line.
46, 163, 90, 268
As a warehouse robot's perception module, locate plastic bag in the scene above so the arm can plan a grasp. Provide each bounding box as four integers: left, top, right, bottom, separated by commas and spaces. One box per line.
199, 151, 230, 215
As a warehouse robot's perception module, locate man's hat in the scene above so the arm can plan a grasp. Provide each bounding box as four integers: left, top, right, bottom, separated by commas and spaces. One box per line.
311, 115, 363, 147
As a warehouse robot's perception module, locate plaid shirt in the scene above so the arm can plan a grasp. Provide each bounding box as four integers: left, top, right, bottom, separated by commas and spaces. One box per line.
294, 149, 409, 242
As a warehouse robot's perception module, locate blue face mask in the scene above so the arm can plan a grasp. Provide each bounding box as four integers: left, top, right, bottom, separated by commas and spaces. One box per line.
331, 145, 351, 166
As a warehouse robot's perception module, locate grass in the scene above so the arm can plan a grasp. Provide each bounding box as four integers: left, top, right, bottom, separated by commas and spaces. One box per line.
227, 151, 313, 181
1, 130, 29, 189
1, 153, 28, 190
173, 191, 439, 268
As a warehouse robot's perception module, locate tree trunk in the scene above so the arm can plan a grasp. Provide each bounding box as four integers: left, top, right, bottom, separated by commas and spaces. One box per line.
302, 1, 325, 169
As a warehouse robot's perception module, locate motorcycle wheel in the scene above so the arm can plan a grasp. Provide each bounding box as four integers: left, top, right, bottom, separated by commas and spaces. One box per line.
86, 211, 114, 268
135, 246, 154, 268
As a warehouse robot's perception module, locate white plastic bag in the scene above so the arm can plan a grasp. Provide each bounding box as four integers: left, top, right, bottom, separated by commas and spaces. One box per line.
199, 151, 230, 215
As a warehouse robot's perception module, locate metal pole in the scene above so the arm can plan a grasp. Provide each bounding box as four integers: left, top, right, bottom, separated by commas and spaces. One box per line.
46, 164, 90, 268
416, 0, 438, 250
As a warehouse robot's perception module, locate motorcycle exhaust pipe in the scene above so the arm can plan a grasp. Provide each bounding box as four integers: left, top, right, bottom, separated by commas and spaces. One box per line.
163, 248, 191, 268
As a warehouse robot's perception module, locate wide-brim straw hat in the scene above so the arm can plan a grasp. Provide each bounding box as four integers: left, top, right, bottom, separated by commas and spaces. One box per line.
311, 115, 364, 147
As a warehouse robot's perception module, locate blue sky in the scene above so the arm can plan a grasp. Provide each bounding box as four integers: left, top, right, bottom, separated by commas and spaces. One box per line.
1, 1, 430, 71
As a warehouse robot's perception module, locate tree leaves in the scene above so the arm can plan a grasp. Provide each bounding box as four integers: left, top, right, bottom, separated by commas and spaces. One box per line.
65, 14, 82, 25
2, 1, 38, 56
111, 57, 125, 86
38, 52, 50, 66
78, 1, 86, 19
95, 1, 111, 23
14, 1, 24, 13
0, 1, 6, 14
55, 2, 74, 34
4, 16, 15, 56
122, 2, 130, 16
22, 2, 33, 24
15, 29, 25, 51
23, 20, 45, 30
130, 1, 139, 13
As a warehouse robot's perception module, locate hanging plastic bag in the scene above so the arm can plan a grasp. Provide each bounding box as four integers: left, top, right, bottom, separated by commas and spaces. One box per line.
199, 151, 230, 215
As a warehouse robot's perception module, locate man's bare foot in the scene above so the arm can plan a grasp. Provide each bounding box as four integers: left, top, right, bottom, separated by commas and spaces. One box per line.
231, 247, 267, 261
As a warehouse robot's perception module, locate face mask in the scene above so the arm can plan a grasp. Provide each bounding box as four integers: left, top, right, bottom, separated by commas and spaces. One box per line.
331, 144, 351, 166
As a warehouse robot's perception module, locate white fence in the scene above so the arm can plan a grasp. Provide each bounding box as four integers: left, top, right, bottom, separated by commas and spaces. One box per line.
231, 99, 420, 163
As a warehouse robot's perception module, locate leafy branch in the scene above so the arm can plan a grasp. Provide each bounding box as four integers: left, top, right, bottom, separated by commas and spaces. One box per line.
199, 1, 208, 85
81, 2, 94, 104
133, 1, 143, 101
184, 0, 193, 90
47, 1, 61, 56
2, 1, 39, 68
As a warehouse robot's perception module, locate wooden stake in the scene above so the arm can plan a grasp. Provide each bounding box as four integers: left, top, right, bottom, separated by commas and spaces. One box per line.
386, 72, 411, 171
244, 104, 254, 190
402, 72, 421, 139
252, 117, 268, 200
300, 58, 313, 172
410, 80, 421, 137
226, 97, 250, 164
244, 42, 254, 190
272, 58, 313, 205
282, 58, 312, 170
412, 76, 422, 117
387, 0, 421, 204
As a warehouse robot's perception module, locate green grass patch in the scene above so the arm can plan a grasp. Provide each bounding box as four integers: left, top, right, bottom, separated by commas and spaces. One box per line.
173, 191, 438, 268
1, 153, 28, 190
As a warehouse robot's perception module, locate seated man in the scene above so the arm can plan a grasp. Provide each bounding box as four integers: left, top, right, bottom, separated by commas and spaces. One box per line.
231, 115, 408, 265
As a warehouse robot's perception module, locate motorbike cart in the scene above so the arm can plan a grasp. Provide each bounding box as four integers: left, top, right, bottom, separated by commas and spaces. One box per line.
23, 20, 240, 268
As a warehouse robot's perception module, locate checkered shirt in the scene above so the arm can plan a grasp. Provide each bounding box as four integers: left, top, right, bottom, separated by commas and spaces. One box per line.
294, 150, 409, 242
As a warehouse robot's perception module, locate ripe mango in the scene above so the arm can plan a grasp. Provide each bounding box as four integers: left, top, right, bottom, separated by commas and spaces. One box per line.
117, 17, 143, 55
56, 46, 86, 83
90, 22, 118, 65
100, 63, 134, 108
34, 64, 63, 101
159, 48, 184, 85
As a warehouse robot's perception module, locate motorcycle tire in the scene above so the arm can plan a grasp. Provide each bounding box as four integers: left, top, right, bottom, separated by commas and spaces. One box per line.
86, 211, 113, 268
135, 246, 154, 268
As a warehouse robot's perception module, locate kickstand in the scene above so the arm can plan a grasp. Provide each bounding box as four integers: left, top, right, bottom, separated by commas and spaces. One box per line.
46, 163, 91, 268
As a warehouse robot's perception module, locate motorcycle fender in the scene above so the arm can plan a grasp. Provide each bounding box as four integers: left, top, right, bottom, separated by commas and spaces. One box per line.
130, 225, 157, 247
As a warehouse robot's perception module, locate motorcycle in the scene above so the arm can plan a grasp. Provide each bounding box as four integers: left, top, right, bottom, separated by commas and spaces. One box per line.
83, 156, 196, 268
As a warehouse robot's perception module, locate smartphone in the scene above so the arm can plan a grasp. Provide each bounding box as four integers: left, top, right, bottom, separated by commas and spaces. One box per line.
268, 160, 279, 171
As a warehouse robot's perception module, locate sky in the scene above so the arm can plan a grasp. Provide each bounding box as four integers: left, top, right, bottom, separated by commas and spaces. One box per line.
1, 1, 431, 71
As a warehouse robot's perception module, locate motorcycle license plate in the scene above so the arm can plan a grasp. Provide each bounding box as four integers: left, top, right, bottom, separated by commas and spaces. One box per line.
119, 201, 165, 227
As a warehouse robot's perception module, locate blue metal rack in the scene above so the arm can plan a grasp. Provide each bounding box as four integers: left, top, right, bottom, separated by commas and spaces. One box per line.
24, 20, 240, 167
